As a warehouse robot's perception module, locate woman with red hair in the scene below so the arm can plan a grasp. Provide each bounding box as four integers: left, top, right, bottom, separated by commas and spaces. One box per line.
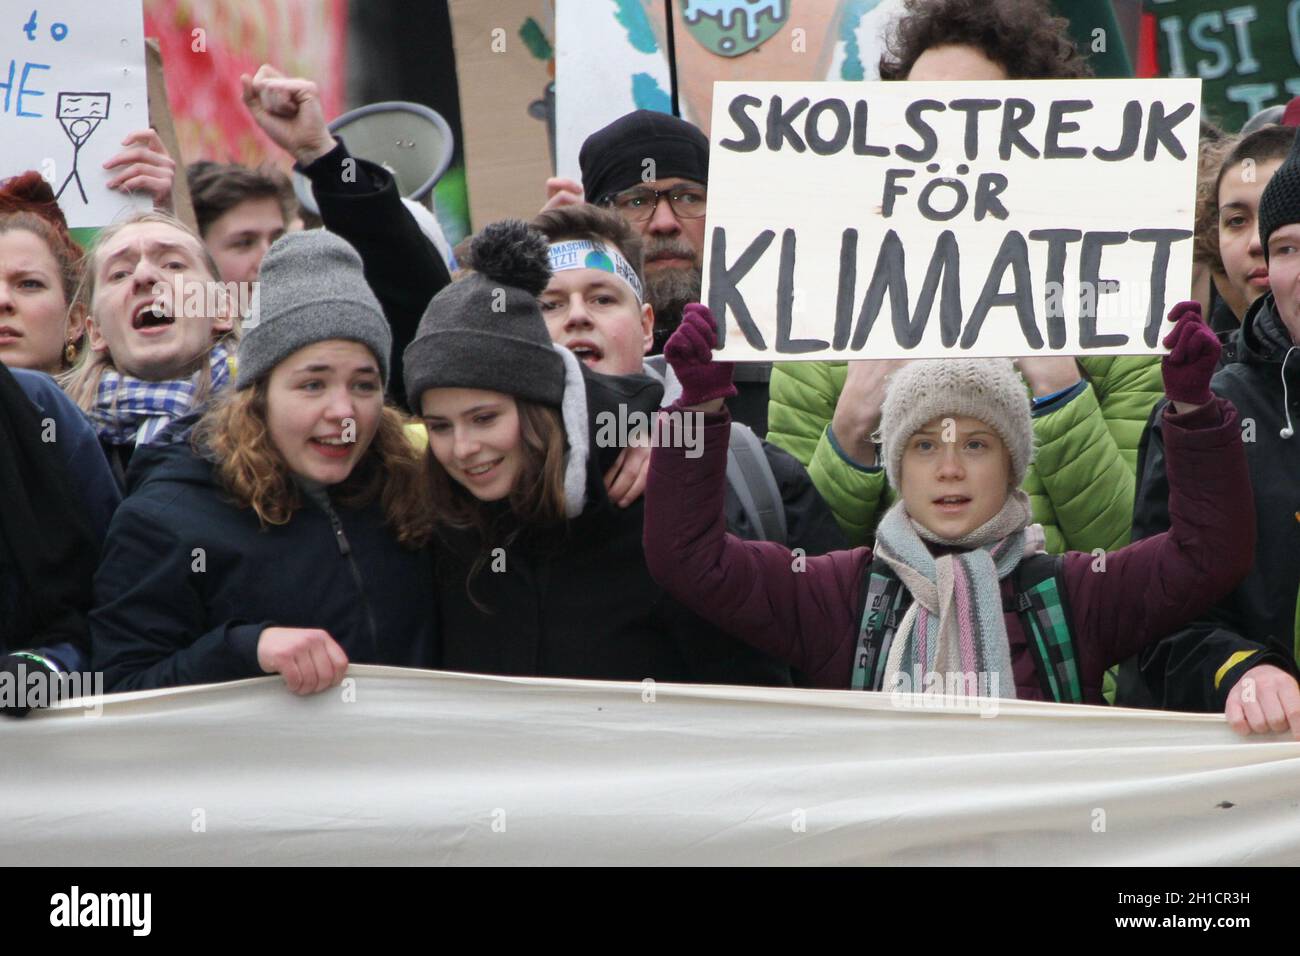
0, 172, 89, 374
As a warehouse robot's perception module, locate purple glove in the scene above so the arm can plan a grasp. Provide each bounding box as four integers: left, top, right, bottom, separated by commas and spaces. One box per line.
1162, 300, 1221, 407
664, 303, 737, 407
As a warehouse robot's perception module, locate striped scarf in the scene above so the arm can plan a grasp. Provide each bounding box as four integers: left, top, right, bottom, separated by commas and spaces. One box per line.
90, 343, 232, 448
873, 490, 1041, 699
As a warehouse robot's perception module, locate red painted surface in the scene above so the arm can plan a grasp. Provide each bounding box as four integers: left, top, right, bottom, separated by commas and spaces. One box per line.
143, 0, 348, 168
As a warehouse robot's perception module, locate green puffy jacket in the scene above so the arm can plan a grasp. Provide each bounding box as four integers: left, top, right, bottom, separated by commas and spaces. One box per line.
766, 356, 1163, 553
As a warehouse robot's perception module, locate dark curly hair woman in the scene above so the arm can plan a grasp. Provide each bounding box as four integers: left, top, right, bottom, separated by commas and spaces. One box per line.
880, 0, 1095, 81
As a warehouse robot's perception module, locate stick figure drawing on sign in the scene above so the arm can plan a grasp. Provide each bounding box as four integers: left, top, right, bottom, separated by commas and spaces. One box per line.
55, 92, 111, 204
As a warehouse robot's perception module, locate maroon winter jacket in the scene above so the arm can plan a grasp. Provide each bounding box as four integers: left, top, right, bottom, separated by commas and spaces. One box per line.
644, 398, 1255, 702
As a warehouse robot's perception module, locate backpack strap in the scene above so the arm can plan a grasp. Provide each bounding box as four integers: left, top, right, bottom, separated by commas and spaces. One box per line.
725, 422, 788, 545
851, 556, 909, 691
1004, 553, 1083, 704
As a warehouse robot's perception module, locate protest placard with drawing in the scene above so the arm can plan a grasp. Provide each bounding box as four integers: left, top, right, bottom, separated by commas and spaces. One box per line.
0, 0, 148, 228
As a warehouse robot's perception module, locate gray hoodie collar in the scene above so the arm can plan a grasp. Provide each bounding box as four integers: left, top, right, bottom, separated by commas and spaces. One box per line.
555, 344, 590, 518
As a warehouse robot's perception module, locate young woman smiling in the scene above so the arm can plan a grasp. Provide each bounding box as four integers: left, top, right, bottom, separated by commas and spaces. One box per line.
91, 232, 435, 694
404, 220, 788, 685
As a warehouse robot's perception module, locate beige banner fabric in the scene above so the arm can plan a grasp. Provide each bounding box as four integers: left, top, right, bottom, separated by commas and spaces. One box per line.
6, 666, 1299, 865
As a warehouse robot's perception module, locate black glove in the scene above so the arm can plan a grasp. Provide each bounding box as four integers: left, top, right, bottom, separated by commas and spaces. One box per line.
0, 653, 61, 718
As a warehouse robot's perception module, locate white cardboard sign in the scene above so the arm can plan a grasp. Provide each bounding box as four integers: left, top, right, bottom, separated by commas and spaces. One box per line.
704, 79, 1202, 360
0, 1, 148, 228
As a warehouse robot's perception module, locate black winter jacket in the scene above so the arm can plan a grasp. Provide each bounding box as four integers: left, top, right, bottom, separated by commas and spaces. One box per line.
299, 140, 452, 412
1121, 292, 1300, 710
434, 356, 791, 685
90, 431, 436, 692
2, 369, 118, 671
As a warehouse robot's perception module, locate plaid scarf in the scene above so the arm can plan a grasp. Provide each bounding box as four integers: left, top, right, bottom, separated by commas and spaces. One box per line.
873, 490, 1041, 699
90, 343, 232, 447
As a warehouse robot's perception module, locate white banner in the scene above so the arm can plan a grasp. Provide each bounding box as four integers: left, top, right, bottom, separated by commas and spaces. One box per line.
4, 666, 1298, 865
0, 0, 148, 228
705, 79, 1201, 361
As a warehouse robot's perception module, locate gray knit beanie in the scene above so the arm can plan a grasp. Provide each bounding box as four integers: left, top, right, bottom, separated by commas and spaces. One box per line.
879, 359, 1034, 490
403, 219, 565, 412
237, 230, 391, 389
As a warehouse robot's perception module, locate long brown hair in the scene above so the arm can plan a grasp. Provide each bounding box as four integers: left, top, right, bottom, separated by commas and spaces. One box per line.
60, 211, 233, 413
425, 398, 569, 585
194, 383, 434, 547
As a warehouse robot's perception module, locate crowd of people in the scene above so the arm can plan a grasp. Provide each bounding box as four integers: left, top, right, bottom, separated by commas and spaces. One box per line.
2, 0, 1298, 741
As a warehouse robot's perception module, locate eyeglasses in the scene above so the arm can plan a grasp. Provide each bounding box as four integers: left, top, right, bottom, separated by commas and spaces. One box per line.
603, 184, 707, 222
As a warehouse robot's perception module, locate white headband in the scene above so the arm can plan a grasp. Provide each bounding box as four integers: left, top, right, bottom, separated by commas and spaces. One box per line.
547, 239, 644, 303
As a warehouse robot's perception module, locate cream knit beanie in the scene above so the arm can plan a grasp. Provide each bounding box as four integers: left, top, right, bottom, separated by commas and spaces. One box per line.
878, 359, 1034, 490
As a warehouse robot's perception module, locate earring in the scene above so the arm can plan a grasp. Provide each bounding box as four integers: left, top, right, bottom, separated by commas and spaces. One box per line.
64, 340, 78, 365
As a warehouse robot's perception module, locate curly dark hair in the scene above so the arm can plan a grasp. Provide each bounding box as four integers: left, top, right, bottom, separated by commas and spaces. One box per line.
880, 0, 1094, 81
1192, 132, 1240, 271
1197, 125, 1299, 271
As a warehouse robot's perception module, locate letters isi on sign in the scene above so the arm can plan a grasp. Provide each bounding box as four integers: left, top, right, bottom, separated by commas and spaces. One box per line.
703, 79, 1202, 361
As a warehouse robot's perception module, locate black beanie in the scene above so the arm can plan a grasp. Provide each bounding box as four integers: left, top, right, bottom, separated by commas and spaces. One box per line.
579, 110, 710, 204
1258, 126, 1300, 260
403, 220, 565, 412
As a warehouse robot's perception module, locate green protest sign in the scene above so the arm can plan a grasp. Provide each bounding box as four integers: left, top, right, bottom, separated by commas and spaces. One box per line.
1148, 0, 1300, 129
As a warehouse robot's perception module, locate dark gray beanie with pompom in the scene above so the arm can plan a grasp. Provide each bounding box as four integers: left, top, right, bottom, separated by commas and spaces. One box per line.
402, 219, 564, 411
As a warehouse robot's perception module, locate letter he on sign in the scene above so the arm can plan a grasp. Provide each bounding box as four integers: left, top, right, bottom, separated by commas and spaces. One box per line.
701, 78, 1200, 361
0, 0, 149, 229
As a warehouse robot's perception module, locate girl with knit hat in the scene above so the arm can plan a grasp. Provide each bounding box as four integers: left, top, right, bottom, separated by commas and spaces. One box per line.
644, 303, 1254, 704
404, 220, 788, 685
0, 172, 90, 374
768, 0, 1164, 560
91, 230, 436, 694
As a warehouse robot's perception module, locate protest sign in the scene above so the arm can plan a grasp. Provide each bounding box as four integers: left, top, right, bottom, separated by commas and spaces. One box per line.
0, 0, 148, 228
1150, 0, 1300, 131
448, 0, 554, 228
704, 79, 1201, 361
553, 0, 906, 182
